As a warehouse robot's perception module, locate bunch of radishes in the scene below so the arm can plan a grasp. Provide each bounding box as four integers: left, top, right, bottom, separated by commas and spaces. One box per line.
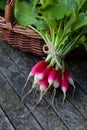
22, 60, 75, 104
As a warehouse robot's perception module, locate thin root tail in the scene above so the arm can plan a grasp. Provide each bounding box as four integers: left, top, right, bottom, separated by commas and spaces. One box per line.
62, 91, 66, 105
22, 74, 31, 95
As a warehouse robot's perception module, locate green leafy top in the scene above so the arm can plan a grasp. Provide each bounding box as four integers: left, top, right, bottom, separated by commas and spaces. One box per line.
14, 0, 87, 57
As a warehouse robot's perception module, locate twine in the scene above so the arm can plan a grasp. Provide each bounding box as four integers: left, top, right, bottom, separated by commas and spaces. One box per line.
43, 44, 63, 56
43, 44, 63, 68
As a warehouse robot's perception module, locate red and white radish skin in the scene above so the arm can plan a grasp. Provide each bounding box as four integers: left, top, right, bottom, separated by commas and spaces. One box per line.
53, 69, 62, 88
48, 69, 58, 86
61, 74, 69, 104
22, 60, 47, 94
39, 78, 49, 93
29, 60, 47, 77
64, 68, 75, 90
48, 69, 62, 106
38, 65, 52, 80
39, 78, 49, 102
30, 78, 49, 111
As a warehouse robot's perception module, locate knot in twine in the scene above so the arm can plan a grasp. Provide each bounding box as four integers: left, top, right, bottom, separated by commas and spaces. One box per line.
43, 44, 63, 69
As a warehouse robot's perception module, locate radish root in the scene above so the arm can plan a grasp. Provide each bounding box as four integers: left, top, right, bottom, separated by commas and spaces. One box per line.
22, 74, 31, 95
62, 91, 66, 105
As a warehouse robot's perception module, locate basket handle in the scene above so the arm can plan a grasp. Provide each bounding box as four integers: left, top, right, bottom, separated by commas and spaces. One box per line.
5, 0, 15, 30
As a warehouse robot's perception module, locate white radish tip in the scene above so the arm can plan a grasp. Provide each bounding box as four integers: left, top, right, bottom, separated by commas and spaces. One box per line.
68, 78, 75, 87
48, 80, 53, 85
53, 81, 59, 88
62, 87, 67, 93
29, 72, 34, 77
40, 85, 46, 93
38, 74, 43, 80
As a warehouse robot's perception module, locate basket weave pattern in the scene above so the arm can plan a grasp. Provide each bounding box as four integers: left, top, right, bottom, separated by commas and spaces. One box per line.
0, 0, 45, 56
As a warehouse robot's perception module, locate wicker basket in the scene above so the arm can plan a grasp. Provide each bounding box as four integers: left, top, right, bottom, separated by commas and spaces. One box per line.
0, 0, 86, 57
0, 0, 46, 56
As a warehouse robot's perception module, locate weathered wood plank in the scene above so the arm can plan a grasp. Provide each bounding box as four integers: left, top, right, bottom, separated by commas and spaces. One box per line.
0, 41, 68, 130
0, 106, 15, 130
0, 40, 87, 130
67, 82, 87, 120
44, 88, 87, 130
0, 72, 43, 130
0, 40, 36, 75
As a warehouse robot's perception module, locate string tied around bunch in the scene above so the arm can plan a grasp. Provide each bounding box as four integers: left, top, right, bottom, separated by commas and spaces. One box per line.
43, 44, 63, 69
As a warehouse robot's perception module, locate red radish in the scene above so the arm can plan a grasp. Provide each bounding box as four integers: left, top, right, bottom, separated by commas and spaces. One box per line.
48, 69, 58, 85
33, 78, 49, 109
22, 60, 47, 94
50, 69, 62, 106
38, 65, 52, 80
30, 78, 50, 112
61, 74, 69, 104
53, 69, 62, 88
64, 68, 75, 90
29, 60, 47, 76
39, 78, 49, 93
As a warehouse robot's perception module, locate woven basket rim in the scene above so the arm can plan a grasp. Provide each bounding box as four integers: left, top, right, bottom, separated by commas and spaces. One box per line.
0, 16, 43, 39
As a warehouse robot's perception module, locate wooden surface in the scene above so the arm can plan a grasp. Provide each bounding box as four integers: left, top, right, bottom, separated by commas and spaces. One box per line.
0, 39, 87, 130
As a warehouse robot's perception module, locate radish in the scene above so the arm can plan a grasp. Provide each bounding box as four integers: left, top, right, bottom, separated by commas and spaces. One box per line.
22, 60, 47, 94
64, 68, 75, 95
38, 65, 52, 80
61, 74, 69, 104
29, 60, 47, 76
48, 69, 62, 107
48, 69, 58, 86
39, 78, 49, 94
53, 69, 62, 88
32, 78, 49, 110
